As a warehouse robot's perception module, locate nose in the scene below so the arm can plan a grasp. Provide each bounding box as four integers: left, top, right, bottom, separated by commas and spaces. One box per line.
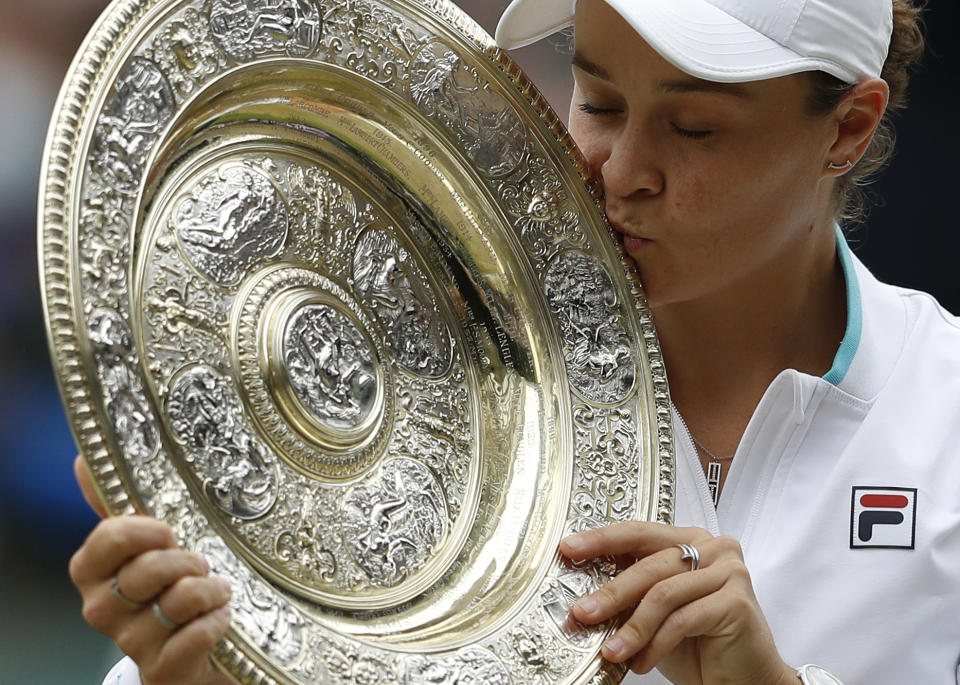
599, 124, 664, 201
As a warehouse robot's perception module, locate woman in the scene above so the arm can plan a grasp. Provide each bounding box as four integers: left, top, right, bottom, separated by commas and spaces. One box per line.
72, 0, 959, 683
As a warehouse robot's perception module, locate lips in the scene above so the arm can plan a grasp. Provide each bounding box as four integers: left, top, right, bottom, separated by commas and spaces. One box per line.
606, 217, 652, 251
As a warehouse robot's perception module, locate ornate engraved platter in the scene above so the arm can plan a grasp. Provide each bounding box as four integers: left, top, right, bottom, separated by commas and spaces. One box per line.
39, 0, 674, 682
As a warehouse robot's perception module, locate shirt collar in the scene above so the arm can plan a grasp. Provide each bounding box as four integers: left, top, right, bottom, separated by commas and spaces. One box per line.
822, 224, 862, 386
823, 224, 907, 401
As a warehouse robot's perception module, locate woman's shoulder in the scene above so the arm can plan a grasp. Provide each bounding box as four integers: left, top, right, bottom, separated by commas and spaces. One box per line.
838, 255, 958, 402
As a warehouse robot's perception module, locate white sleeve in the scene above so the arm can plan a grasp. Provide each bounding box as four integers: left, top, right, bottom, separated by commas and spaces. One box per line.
101, 656, 142, 685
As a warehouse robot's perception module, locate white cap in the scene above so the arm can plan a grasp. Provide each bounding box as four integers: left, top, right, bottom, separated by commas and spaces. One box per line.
495, 0, 893, 84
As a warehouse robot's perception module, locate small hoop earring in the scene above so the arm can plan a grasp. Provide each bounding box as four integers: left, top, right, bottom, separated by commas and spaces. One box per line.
827, 160, 853, 171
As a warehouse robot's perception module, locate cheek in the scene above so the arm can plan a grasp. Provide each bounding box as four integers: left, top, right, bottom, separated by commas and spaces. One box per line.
670, 143, 795, 223
568, 115, 609, 177
666, 164, 732, 226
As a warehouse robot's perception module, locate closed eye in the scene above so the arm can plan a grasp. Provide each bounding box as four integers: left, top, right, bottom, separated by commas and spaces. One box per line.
577, 102, 620, 116
672, 123, 713, 140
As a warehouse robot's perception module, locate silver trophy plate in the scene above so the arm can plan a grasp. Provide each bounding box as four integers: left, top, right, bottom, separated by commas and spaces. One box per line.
39, 0, 674, 682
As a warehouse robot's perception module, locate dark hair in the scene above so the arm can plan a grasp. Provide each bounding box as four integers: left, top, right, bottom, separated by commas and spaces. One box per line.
806, 0, 926, 223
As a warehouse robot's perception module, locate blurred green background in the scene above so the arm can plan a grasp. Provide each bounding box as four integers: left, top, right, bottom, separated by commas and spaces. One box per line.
1, 0, 956, 682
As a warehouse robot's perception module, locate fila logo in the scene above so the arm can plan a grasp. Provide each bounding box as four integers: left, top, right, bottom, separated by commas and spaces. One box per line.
850, 487, 917, 549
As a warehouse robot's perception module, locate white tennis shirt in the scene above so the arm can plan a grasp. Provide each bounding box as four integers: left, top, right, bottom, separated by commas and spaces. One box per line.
628, 230, 960, 684
104, 231, 960, 685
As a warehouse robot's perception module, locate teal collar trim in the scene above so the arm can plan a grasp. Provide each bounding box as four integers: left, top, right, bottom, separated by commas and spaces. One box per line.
822, 224, 862, 386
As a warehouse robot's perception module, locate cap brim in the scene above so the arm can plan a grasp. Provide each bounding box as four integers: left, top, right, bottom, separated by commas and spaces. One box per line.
495, 0, 575, 50
496, 0, 858, 83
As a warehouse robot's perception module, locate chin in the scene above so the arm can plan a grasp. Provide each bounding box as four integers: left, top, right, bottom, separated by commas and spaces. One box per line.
621, 253, 661, 307
632, 274, 689, 311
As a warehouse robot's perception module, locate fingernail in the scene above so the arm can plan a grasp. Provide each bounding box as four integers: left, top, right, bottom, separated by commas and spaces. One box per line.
562, 615, 581, 636
216, 606, 231, 622
576, 596, 598, 617
603, 635, 626, 660
195, 554, 210, 574
217, 578, 232, 599
563, 534, 585, 552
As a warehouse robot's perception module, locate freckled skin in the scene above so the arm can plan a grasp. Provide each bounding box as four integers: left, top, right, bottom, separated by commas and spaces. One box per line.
567, 0, 838, 311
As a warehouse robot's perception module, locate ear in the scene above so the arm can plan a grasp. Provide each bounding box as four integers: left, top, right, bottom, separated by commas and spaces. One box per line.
825, 77, 890, 174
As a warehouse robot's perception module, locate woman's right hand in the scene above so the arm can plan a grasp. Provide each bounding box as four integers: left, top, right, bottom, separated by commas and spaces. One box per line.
69, 455, 234, 685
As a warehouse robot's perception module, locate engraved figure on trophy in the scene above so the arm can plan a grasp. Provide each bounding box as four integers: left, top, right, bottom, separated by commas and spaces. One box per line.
208, 0, 322, 62
88, 308, 160, 465
197, 537, 304, 665
146, 16, 222, 98
509, 624, 566, 682
275, 523, 338, 583
499, 159, 584, 260
282, 303, 379, 430
79, 189, 130, 299
175, 166, 289, 286
341, 458, 447, 586
543, 251, 637, 405
285, 165, 375, 274
318, 0, 420, 88
91, 58, 175, 193
402, 647, 511, 685
540, 556, 617, 647
167, 365, 278, 519
146, 284, 224, 350
352, 227, 452, 378
410, 40, 526, 178
311, 633, 395, 684
395, 384, 471, 515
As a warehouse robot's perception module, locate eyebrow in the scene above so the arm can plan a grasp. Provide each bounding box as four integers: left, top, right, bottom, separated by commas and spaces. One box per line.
571, 52, 611, 81
573, 51, 753, 100
657, 77, 753, 99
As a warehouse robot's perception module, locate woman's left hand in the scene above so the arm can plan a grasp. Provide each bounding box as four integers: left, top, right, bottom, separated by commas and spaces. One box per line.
561, 522, 799, 685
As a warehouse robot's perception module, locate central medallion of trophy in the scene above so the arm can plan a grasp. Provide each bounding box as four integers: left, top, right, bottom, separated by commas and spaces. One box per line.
234, 265, 395, 481
268, 291, 383, 445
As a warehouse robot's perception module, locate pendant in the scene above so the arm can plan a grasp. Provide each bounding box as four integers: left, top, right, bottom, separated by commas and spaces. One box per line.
706, 461, 722, 507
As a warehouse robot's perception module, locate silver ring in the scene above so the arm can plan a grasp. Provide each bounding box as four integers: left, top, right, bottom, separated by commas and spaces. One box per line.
109, 576, 143, 607
152, 601, 182, 630
678, 543, 701, 572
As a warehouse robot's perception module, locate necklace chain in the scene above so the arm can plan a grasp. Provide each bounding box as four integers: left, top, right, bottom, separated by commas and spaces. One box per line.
689, 433, 734, 462
673, 408, 733, 462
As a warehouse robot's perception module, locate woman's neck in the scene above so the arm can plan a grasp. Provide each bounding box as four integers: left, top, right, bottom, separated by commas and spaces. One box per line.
652, 221, 847, 455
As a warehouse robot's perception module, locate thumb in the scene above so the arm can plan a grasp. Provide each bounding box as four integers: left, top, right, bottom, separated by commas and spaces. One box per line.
74, 454, 109, 519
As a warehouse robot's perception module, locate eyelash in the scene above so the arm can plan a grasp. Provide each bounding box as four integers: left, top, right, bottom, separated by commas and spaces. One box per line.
578, 103, 714, 140
672, 124, 714, 140
577, 102, 619, 116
